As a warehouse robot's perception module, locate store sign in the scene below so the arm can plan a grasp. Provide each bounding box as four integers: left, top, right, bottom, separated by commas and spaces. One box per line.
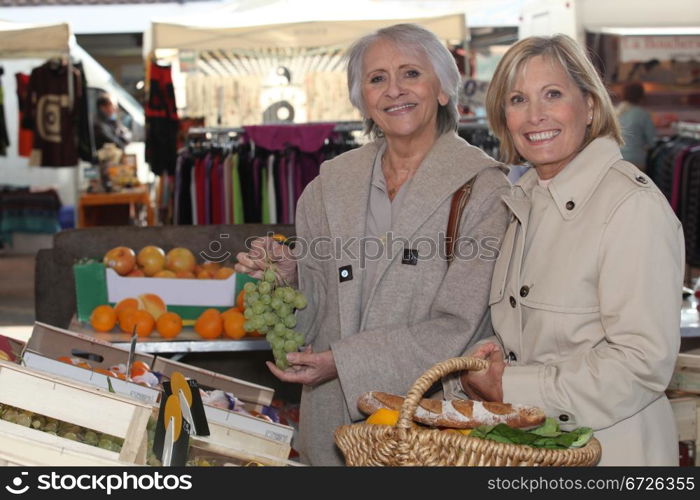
620, 36, 700, 63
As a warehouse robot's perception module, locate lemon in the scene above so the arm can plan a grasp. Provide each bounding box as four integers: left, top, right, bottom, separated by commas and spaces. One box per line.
366, 408, 400, 426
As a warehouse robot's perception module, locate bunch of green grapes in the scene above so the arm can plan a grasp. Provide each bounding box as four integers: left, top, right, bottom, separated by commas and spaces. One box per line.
242, 267, 308, 369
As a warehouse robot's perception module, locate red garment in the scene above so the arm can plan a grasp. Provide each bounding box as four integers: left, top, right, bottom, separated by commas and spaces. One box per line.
210, 153, 223, 225
243, 123, 335, 153
146, 61, 179, 175
195, 156, 206, 225
15, 73, 34, 158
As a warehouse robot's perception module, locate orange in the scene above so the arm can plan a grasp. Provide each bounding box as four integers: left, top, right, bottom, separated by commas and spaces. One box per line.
366, 408, 399, 426
120, 308, 154, 337
194, 309, 223, 339
114, 297, 138, 317
90, 305, 117, 332
221, 307, 241, 320
223, 310, 246, 339
93, 368, 117, 377
130, 360, 151, 378
132, 310, 155, 337
156, 312, 183, 339
214, 267, 234, 280
118, 307, 138, 333
236, 289, 246, 310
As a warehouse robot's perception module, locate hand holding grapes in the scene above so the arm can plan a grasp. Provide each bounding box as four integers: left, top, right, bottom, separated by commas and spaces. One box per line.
234, 236, 298, 286
266, 346, 338, 387
241, 256, 309, 369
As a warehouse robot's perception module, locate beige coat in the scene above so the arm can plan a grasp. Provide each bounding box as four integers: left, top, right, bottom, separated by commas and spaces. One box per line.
294, 132, 510, 465
489, 137, 683, 465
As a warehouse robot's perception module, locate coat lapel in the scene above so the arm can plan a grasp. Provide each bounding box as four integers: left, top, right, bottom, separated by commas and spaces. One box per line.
320, 141, 378, 338
361, 133, 502, 328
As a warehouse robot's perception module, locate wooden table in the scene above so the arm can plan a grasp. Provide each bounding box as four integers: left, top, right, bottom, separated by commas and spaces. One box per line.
77, 187, 154, 227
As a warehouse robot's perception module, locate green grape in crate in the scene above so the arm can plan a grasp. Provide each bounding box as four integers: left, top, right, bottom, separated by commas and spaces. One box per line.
242, 265, 308, 369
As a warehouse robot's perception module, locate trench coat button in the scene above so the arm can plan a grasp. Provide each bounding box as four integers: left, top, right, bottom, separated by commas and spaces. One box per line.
559, 414, 570, 422
508, 351, 517, 362
509, 296, 516, 308
565, 200, 575, 210
635, 175, 648, 184
519, 285, 529, 297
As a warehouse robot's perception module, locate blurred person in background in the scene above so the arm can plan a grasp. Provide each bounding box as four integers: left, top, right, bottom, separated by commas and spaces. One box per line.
616, 82, 657, 171
93, 92, 131, 151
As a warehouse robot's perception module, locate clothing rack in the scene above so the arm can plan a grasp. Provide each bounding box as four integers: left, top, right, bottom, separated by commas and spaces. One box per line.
675, 121, 700, 140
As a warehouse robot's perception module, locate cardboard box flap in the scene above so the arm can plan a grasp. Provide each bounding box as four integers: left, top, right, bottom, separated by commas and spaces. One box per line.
0, 334, 26, 362
29, 322, 154, 369
152, 356, 274, 407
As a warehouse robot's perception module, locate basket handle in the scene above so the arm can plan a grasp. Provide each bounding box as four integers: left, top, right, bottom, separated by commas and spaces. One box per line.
396, 356, 488, 430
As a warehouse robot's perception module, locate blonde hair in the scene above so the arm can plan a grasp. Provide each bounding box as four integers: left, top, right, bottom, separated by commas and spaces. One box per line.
485, 34, 622, 165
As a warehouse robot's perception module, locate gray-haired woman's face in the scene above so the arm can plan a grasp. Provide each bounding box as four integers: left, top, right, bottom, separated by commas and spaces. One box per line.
361, 39, 448, 141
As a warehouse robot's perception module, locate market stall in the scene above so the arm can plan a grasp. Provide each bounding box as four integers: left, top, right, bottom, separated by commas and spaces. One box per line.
0, 20, 74, 251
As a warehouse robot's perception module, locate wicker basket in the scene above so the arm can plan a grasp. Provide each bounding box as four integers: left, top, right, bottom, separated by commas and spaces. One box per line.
334, 357, 601, 466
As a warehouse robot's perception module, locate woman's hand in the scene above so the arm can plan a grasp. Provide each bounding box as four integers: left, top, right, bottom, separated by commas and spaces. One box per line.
266, 346, 338, 387
234, 236, 297, 285
460, 342, 506, 402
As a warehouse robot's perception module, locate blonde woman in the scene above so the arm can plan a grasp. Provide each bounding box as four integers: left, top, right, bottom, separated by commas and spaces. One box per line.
459, 34, 683, 465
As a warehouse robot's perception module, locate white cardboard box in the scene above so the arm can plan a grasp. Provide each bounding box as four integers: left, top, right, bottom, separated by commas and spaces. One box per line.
22, 351, 160, 405
203, 404, 294, 445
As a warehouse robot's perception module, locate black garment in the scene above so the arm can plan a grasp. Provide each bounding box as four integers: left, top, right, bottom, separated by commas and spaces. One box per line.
0, 66, 9, 156
93, 109, 131, 150
145, 60, 179, 176
73, 61, 94, 163
23, 59, 83, 167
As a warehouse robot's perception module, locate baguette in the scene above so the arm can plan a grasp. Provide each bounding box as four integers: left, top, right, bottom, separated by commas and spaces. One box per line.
358, 391, 545, 429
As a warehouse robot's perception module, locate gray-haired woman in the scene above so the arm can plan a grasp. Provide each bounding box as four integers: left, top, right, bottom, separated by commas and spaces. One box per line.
235, 23, 510, 465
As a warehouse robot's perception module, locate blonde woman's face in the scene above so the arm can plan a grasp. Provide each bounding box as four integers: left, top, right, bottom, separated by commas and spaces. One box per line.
505, 55, 593, 177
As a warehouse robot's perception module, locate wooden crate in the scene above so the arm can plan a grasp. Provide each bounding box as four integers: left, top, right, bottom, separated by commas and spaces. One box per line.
0, 361, 151, 465
669, 395, 700, 466
189, 435, 302, 467
669, 353, 700, 394
152, 356, 274, 409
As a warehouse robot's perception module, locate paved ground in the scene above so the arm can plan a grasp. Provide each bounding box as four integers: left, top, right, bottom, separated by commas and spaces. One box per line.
0, 254, 35, 328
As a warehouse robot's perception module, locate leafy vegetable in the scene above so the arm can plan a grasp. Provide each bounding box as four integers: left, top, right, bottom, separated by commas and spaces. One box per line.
470, 418, 593, 449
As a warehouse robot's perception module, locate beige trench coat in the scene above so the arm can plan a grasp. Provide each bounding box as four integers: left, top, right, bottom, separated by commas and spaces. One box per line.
489, 137, 683, 465
293, 132, 510, 465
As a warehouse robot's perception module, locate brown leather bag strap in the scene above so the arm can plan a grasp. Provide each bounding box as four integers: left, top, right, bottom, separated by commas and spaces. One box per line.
446, 176, 477, 265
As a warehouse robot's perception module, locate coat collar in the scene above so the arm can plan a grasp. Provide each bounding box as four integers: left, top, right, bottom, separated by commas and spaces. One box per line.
319, 132, 504, 243
318, 132, 504, 335
508, 137, 622, 222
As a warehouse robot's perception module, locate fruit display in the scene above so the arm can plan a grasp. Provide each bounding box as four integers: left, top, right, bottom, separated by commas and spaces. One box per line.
0, 402, 124, 452
89, 294, 183, 339
102, 245, 235, 280
241, 266, 308, 369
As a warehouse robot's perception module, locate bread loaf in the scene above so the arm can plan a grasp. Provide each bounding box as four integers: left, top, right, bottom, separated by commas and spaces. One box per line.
358, 391, 545, 429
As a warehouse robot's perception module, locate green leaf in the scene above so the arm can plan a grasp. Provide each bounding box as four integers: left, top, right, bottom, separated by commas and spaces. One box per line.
570, 427, 593, 448
530, 417, 561, 437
